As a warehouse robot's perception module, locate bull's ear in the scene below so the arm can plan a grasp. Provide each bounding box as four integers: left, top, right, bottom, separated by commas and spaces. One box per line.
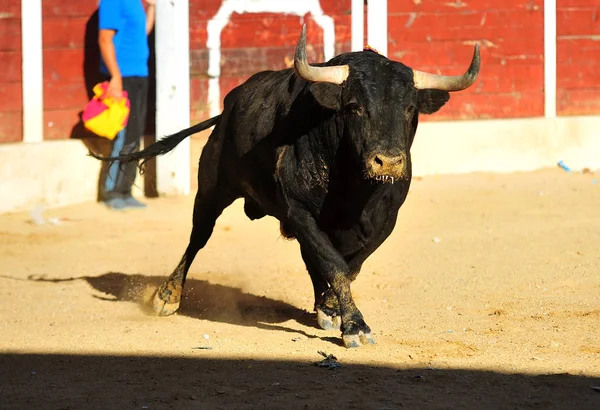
309, 83, 342, 110
417, 89, 450, 114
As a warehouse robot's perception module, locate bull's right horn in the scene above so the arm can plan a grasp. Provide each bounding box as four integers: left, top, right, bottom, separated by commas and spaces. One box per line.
412, 44, 481, 91
294, 24, 350, 85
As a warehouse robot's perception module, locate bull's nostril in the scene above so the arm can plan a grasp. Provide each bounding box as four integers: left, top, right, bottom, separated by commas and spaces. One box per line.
374, 155, 384, 167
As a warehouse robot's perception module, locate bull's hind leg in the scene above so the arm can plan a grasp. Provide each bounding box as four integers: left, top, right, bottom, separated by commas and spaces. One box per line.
153, 189, 235, 315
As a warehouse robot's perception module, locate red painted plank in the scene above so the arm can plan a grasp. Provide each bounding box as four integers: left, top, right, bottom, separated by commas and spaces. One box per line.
190, 49, 209, 77
44, 80, 90, 111
0, 51, 22, 82
42, 1, 98, 18
0, 82, 22, 112
388, 11, 543, 44
190, 76, 210, 124
220, 15, 324, 49
333, 15, 352, 48
43, 109, 81, 140
557, 88, 600, 115
0, 19, 21, 52
189, 21, 208, 50
422, 91, 545, 121
321, 0, 352, 16
455, 63, 545, 93
557, 62, 600, 88
0, 111, 23, 143
189, 0, 226, 19
219, 75, 253, 100
389, 0, 543, 13
389, 38, 543, 69
43, 49, 85, 81
557, 0, 599, 8
218, 44, 326, 77
0, 1, 21, 18
188, 0, 351, 24
190, 77, 208, 109
192, 17, 325, 50
557, 37, 600, 63
190, 14, 351, 57
557, 9, 600, 36
43, 17, 90, 49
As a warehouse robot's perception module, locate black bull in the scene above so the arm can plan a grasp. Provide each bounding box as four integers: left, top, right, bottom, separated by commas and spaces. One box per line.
91, 25, 480, 348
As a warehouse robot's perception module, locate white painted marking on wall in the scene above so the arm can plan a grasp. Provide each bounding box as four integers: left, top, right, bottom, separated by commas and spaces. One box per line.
544, 0, 557, 118
21, 0, 44, 143
206, 0, 336, 116
155, 0, 191, 195
367, 0, 388, 56
351, 0, 364, 51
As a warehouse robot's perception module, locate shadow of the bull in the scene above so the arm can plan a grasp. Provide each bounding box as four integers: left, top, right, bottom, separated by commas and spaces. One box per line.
26, 272, 335, 343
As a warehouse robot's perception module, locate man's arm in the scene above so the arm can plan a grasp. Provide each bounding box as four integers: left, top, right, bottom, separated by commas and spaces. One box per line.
98, 29, 122, 98
146, 0, 156, 35
98, 0, 123, 99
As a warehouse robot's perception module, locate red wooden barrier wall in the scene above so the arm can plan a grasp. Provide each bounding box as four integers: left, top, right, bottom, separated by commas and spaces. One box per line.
42, 0, 99, 141
556, 0, 600, 115
387, 0, 546, 121
0, 1, 22, 143
188, 0, 353, 123
0, 0, 598, 142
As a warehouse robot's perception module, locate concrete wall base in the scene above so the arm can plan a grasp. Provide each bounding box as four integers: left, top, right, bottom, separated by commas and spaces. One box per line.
0, 140, 145, 214
1, 116, 599, 214
412, 116, 600, 176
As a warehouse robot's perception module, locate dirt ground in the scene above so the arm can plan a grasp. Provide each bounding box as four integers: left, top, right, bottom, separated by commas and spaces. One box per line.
1, 151, 599, 409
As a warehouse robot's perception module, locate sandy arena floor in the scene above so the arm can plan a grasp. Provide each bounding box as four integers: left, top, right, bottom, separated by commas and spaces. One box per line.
1, 162, 599, 409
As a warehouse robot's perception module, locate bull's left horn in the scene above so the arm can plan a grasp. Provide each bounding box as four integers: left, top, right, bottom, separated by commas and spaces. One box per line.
294, 24, 349, 85
412, 44, 480, 91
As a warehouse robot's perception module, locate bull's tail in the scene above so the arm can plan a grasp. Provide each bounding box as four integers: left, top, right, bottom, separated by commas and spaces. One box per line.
88, 114, 221, 171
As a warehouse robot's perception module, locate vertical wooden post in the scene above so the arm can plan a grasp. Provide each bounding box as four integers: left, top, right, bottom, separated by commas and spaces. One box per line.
155, 0, 191, 195
21, 0, 44, 143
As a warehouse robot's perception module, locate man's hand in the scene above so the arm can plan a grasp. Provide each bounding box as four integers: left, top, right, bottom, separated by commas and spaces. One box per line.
107, 75, 123, 99
146, 0, 156, 6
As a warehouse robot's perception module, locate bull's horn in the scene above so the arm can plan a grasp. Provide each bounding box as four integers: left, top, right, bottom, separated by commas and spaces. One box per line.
294, 24, 349, 85
412, 44, 480, 91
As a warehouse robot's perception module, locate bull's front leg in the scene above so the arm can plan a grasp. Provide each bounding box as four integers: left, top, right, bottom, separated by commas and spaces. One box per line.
287, 202, 375, 348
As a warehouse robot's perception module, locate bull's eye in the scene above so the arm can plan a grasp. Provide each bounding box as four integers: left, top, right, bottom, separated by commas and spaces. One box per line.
346, 102, 364, 116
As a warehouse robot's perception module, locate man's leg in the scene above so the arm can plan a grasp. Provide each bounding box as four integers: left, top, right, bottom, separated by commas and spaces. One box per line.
104, 76, 149, 209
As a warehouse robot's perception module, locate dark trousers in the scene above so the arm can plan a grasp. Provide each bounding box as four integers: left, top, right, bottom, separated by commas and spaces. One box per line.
104, 76, 149, 200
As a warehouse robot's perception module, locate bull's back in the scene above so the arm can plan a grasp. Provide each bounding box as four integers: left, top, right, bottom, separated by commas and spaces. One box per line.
212, 68, 303, 219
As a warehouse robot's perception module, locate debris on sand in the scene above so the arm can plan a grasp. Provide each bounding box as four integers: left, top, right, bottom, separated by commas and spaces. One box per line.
557, 161, 597, 176
314, 351, 341, 369
557, 160, 571, 172
29, 205, 63, 226
192, 346, 213, 350
30, 205, 46, 225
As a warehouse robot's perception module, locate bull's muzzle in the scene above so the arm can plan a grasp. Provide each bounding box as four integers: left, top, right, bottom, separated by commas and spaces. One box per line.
367, 153, 409, 183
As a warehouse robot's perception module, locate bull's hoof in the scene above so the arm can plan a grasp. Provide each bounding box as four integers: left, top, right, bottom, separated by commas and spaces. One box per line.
316, 308, 341, 330
152, 288, 181, 316
342, 331, 376, 348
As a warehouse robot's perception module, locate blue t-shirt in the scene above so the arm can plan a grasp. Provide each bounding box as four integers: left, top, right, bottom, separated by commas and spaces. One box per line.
99, 0, 149, 77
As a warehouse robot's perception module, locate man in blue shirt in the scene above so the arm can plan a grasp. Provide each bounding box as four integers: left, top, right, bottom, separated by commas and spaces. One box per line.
98, 0, 156, 209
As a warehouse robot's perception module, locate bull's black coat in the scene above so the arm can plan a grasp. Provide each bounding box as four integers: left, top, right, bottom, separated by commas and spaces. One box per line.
91, 26, 478, 347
